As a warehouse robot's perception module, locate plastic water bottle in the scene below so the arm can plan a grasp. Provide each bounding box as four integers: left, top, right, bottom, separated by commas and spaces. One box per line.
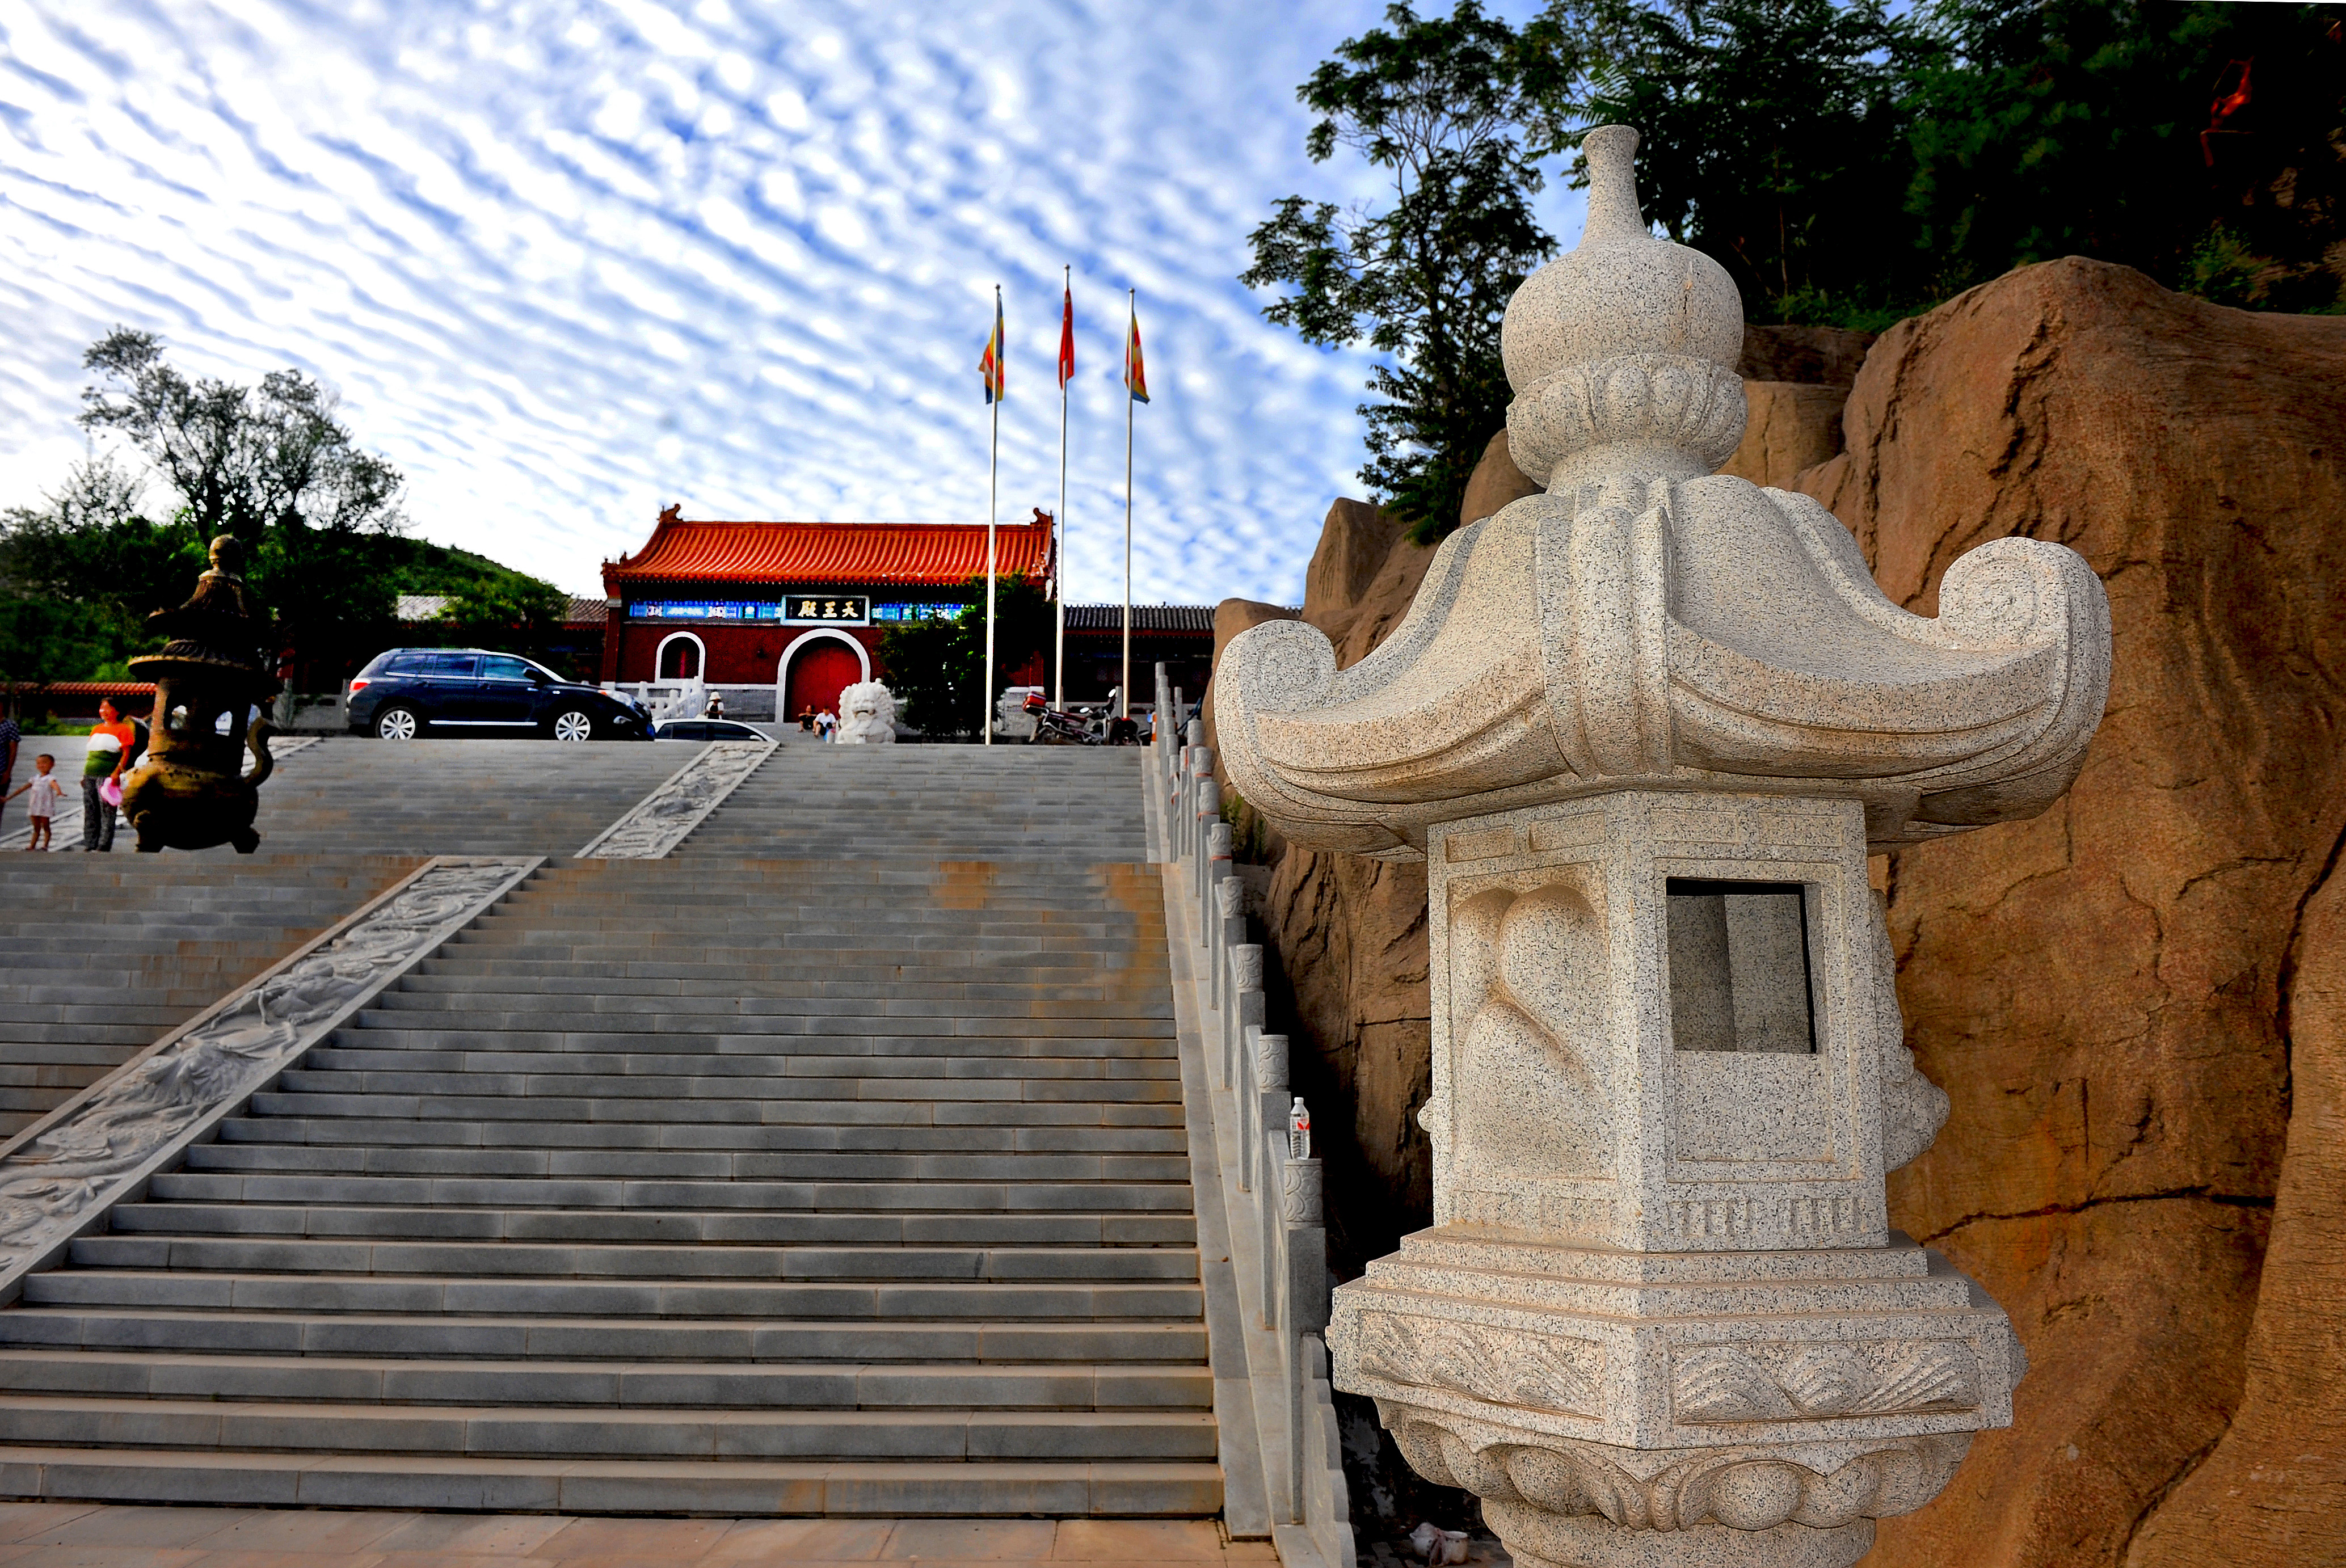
1288, 1096, 1311, 1160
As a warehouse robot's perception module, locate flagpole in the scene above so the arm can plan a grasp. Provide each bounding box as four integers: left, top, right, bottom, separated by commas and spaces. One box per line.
1121, 287, 1134, 723
984, 283, 1000, 747
1055, 264, 1068, 713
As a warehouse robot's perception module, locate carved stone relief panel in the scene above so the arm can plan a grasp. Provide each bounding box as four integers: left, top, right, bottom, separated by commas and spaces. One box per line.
0, 855, 538, 1296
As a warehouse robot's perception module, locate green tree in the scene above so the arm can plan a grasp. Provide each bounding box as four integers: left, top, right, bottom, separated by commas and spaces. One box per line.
431, 579, 575, 673
74, 327, 408, 674
1538, 0, 1930, 318
874, 574, 1055, 737
0, 453, 204, 698
1902, 0, 2345, 307
1243, 1, 1561, 543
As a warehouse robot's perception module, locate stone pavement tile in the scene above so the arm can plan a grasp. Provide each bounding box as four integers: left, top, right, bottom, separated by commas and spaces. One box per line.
177, 1511, 415, 1554
182, 1552, 388, 1568
0, 1508, 106, 1544
370, 1517, 576, 1556
1220, 1545, 1279, 1565
11, 1508, 265, 1549
1049, 1521, 1225, 1561
705, 1519, 895, 1561
368, 1556, 542, 1568
0, 1549, 205, 1567
527, 1518, 735, 1559
880, 1520, 1058, 1561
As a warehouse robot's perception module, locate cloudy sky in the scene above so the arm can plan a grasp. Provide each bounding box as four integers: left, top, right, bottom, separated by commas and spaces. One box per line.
1, 0, 1584, 601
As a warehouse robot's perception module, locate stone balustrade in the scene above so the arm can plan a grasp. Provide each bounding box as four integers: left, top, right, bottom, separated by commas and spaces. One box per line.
1151, 663, 1353, 1568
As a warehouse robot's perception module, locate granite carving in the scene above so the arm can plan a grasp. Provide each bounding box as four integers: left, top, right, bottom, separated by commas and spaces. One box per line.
1216, 125, 2107, 1568
0, 857, 535, 1293
1213, 128, 2108, 863
575, 739, 774, 858
836, 681, 899, 744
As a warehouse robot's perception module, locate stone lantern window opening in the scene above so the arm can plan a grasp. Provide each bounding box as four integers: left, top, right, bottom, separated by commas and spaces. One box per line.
1664, 878, 1818, 1055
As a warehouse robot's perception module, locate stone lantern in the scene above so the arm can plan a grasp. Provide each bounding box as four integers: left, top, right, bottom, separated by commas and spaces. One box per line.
1212, 127, 2109, 1568
120, 535, 283, 854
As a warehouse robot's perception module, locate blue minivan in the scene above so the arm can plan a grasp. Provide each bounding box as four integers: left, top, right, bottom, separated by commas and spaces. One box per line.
347, 648, 650, 741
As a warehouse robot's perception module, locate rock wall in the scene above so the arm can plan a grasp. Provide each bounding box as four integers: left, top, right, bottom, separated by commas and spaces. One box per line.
1214, 260, 2346, 1562
1800, 256, 2346, 1568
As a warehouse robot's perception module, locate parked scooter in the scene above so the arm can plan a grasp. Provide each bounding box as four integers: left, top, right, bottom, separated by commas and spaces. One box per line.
1022, 694, 1141, 746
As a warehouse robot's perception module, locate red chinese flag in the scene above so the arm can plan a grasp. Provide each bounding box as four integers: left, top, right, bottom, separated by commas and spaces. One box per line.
1057, 284, 1075, 390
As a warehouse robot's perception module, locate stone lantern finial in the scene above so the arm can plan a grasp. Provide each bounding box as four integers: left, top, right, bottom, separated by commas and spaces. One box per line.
1211, 121, 2107, 861
1216, 125, 2110, 1568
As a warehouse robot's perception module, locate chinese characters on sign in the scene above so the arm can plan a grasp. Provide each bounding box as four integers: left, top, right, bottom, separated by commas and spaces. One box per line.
630, 601, 787, 622
786, 597, 870, 625
629, 597, 881, 626
869, 604, 964, 623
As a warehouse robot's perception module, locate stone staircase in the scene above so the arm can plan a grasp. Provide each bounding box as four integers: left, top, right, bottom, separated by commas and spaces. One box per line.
682, 746, 1150, 862
0, 748, 1217, 1516
192, 738, 702, 858
0, 857, 423, 1139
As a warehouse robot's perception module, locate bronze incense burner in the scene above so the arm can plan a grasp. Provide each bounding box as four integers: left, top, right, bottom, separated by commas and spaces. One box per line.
120, 536, 280, 854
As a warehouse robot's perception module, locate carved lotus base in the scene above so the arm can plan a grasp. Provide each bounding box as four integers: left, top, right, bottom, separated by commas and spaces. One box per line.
1330, 1228, 2021, 1453
1384, 1400, 1968, 1567
1487, 1500, 1870, 1568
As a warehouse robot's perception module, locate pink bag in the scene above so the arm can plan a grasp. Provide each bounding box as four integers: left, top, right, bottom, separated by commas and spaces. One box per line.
98, 775, 124, 808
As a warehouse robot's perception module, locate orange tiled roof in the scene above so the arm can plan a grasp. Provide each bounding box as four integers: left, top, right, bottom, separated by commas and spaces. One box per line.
605, 511, 1054, 591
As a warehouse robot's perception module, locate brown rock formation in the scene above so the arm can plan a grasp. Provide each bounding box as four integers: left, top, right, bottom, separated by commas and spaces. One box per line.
1720, 325, 1876, 490
1798, 256, 2346, 1568
1739, 322, 1876, 385
1458, 431, 1541, 526
1722, 381, 1849, 489
1302, 499, 1405, 655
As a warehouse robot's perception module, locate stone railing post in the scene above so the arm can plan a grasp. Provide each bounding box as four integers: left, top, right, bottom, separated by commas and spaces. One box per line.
1211, 875, 1244, 1010
1199, 819, 1230, 942
1225, 943, 1262, 1098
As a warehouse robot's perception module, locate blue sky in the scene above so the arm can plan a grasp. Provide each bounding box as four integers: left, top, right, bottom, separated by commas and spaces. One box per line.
1, 0, 1585, 601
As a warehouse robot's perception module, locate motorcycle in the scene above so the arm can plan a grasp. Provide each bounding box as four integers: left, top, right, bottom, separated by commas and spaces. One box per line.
1022, 694, 1139, 746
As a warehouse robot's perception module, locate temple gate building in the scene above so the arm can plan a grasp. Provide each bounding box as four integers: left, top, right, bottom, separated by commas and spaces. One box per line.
600, 506, 1214, 720
600, 506, 1056, 721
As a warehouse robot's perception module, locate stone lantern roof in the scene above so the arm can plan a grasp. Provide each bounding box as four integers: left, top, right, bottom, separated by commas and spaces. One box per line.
1213, 125, 2111, 859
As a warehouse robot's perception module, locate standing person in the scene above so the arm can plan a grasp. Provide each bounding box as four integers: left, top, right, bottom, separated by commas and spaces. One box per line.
81, 699, 136, 852
8, 755, 63, 851
0, 707, 18, 838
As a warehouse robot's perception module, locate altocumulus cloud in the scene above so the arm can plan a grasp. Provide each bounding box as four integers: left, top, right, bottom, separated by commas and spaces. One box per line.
0, 0, 1578, 601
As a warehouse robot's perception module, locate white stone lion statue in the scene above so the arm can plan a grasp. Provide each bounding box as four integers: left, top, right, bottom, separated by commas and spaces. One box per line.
835, 681, 898, 744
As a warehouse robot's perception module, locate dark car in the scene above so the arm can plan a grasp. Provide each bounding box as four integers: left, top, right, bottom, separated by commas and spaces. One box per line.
347, 650, 650, 741
651, 719, 769, 741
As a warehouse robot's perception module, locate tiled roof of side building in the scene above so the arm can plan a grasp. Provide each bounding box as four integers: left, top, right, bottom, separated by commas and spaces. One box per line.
605, 509, 1054, 589
1062, 604, 1220, 633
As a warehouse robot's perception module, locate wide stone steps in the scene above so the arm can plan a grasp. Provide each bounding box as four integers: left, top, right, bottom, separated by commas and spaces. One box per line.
0, 1351, 1211, 1409
210, 1120, 1187, 1154
675, 750, 1147, 863
105, 1202, 1195, 1246
0, 1312, 1206, 1364
0, 748, 1212, 1514
0, 1397, 1216, 1462
0, 855, 421, 1136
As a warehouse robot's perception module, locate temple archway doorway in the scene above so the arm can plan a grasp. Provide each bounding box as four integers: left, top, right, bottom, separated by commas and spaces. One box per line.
779, 630, 870, 724
655, 633, 704, 680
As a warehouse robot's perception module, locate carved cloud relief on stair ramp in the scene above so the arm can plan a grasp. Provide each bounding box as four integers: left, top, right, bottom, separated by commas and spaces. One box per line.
576, 739, 774, 859
0, 856, 537, 1289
